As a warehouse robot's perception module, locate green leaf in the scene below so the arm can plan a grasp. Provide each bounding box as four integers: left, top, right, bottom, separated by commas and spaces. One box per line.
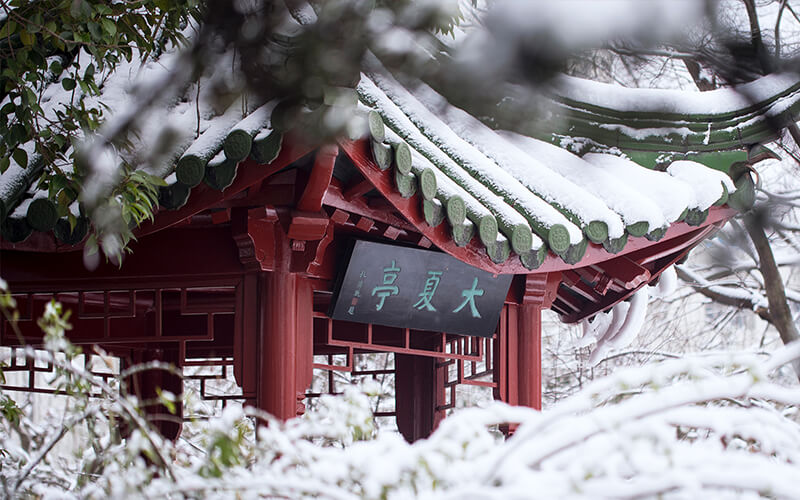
56, 194, 70, 217
156, 387, 177, 415
8, 124, 26, 144
27, 13, 42, 33
52, 175, 67, 191
50, 60, 63, 75
74, 31, 91, 44
19, 29, 34, 46
148, 174, 168, 187
0, 20, 17, 39
101, 18, 116, 37
0, 156, 9, 173
70, 0, 89, 19
13, 48, 27, 64
23, 88, 37, 106
61, 78, 76, 91
12, 148, 27, 169
85, 234, 98, 256
28, 49, 44, 67
88, 21, 102, 40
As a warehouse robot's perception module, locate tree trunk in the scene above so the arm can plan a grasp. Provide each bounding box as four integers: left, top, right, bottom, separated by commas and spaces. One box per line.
744, 215, 800, 378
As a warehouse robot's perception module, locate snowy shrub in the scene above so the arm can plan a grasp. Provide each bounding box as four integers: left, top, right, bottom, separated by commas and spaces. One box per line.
2, 291, 800, 498
2, 346, 799, 499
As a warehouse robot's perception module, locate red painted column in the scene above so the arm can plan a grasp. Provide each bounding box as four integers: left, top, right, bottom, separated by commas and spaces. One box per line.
496, 273, 555, 415
395, 353, 437, 442
294, 277, 314, 416
259, 270, 298, 419
505, 304, 519, 406
235, 273, 259, 405
517, 304, 542, 410
129, 345, 183, 440
256, 220, 313, 420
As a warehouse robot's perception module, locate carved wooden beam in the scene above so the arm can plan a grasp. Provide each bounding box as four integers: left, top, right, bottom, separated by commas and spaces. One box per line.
343, 178, 375, 202
297, 144, 338, 212
232, 207, 279, 272
323, 181, 416, 233
592, 256, 651, 290
355, 216, 375, 233
561, 270, 603, 303
288, 211, 330, 241
305, 222, 336, 277
137, 135, 311, 239
522, 273, 561, 308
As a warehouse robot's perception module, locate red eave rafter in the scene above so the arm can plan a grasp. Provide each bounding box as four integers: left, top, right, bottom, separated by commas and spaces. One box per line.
338, 138, 738, 275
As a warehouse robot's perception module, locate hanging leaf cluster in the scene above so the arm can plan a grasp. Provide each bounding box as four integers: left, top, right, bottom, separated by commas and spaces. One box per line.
0, 0, 200, 233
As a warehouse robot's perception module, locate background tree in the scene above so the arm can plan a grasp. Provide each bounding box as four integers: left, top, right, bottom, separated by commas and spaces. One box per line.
519, 0, 800, 386
584, 0, 800, 372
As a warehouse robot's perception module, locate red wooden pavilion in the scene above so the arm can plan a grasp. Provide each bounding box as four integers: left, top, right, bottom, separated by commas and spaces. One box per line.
0, 72, 754, 442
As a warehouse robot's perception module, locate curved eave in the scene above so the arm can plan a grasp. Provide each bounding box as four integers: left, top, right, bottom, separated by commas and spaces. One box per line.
340, 138, 737, 275
514, 73, 800, 153
0, 134, 313, 253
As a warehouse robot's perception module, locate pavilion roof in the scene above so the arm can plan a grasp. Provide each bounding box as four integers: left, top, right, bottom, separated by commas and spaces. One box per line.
354, 69, 756, 269
0, 49, 774, 269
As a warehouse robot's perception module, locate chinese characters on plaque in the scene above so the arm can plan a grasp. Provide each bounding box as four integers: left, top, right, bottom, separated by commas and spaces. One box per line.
330, 240, 513, 338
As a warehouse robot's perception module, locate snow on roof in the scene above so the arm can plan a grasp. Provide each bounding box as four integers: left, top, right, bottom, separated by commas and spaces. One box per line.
357, 68, 741, 267
582, 153, 695, 223
498, 131, 668, 232
554, 72, 800, 117
410, 81, 626, 241
1, 46, 752, 269
495, 71, 800, 154
667, 160, 735, 210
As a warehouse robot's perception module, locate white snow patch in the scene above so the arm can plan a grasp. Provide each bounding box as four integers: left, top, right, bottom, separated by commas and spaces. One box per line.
583, 153, 695, 223
667, 160, 736, 209
605, 287, 649, 351
357, 75, 534, 241
554, 72, 800, 116
502, 132, 668, 230
650, 266, 678, 298
364, 65, 583, 243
